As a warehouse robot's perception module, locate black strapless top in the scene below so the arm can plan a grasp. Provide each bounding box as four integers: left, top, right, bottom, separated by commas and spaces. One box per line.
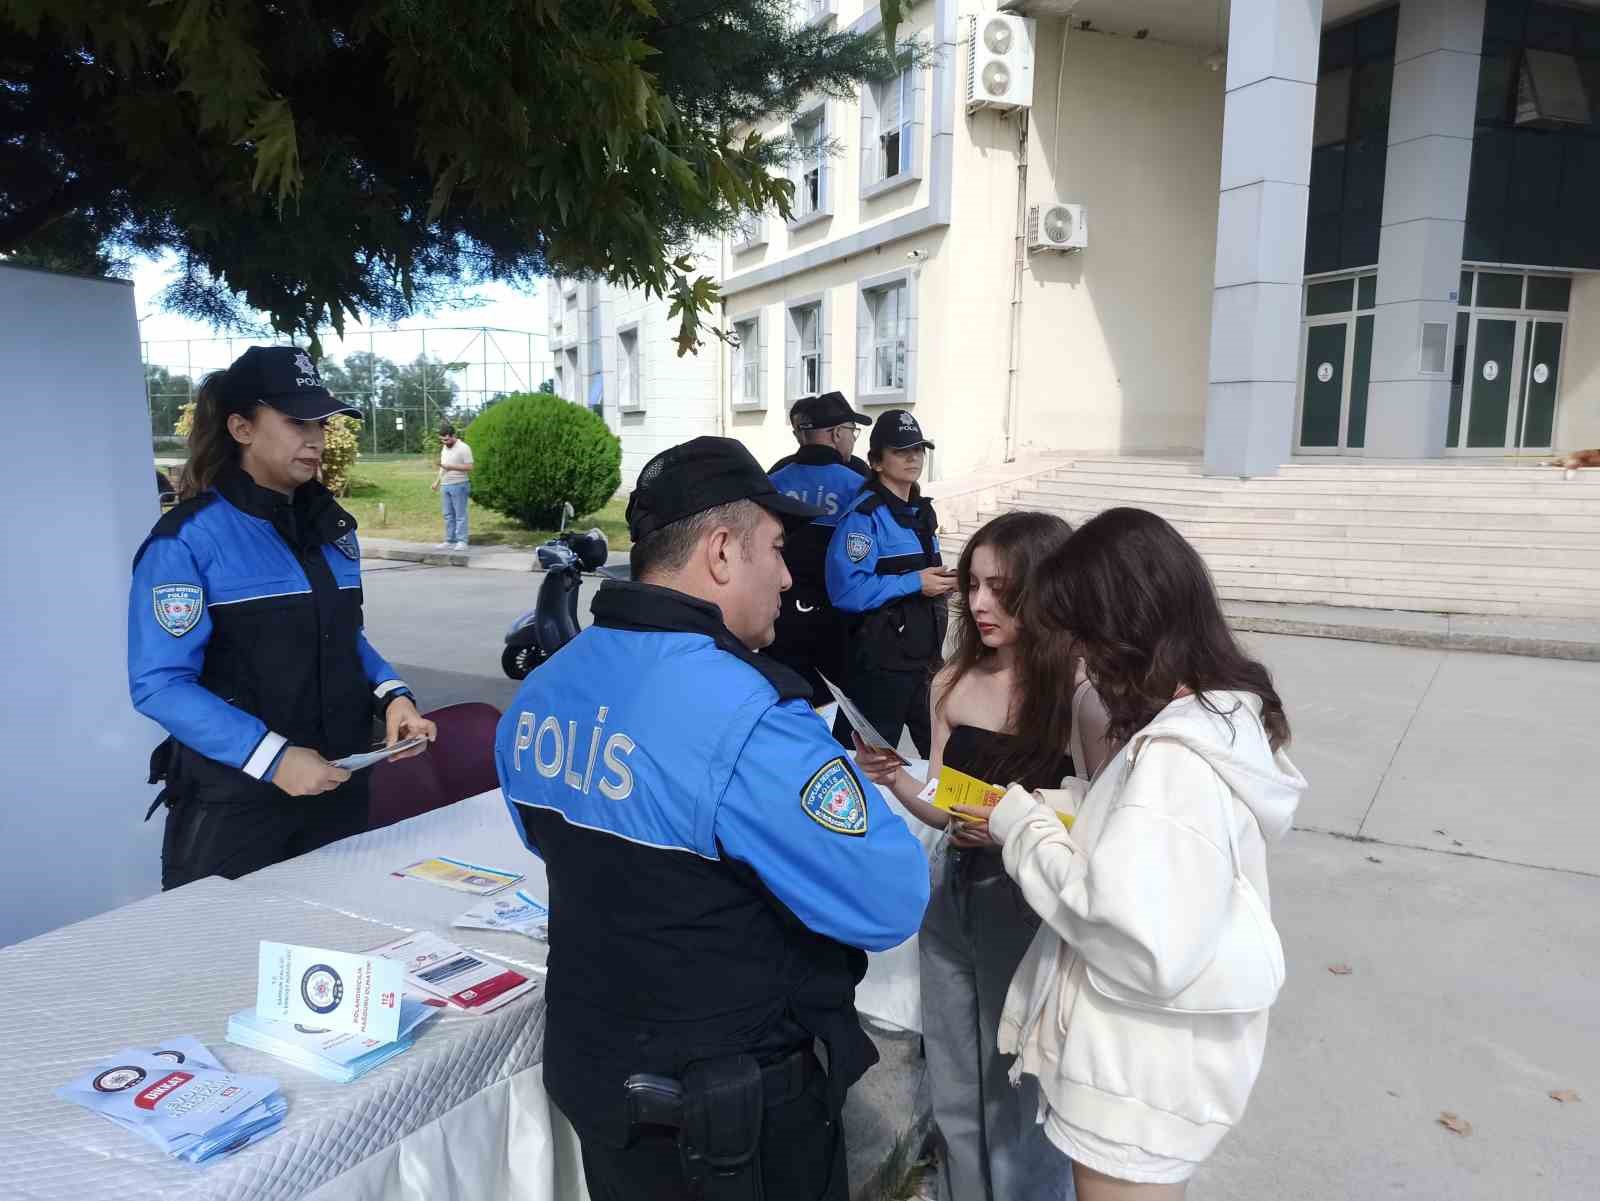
943, 724, 1073, 793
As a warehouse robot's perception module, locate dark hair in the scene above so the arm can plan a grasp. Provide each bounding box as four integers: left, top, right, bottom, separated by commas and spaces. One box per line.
1034, 507, 1290, 750
629, 499, 764, 579
439, 423, 456, 436
938, 511, 1077, 787
178, 371, 256, 500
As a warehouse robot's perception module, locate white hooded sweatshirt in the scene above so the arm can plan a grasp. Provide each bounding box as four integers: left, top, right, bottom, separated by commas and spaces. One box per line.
990, 691, 1305, 1166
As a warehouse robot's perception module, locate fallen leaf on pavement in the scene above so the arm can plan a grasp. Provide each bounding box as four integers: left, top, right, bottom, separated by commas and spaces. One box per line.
1438, 1112, 1472, 1136
1549, 1090, 1581, 1104
1328, 963, 1354, 975
1452, 840, 1464, 847
1366, 855, 1383, 863
1433, 828, 1449, 837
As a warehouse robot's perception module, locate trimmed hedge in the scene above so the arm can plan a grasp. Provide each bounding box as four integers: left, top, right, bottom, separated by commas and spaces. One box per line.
465, 393, 621, 528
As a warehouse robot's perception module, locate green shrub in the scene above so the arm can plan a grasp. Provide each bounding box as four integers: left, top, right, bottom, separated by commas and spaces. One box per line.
465, 392, 621, 527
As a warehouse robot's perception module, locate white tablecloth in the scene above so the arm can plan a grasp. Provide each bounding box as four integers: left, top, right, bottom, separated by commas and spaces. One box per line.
2, 765, 935, 1201
236, 792, 554, 977
0, 877, 555, 1201
238, 782, 935, 1034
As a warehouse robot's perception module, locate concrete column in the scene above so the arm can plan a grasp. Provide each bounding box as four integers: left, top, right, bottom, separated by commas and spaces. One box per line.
1203, 0, 1324, 477
1365, 0, 1485, 457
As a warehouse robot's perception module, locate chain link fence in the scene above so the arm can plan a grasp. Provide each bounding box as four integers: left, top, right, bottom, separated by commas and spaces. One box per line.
144, 327, 552, 457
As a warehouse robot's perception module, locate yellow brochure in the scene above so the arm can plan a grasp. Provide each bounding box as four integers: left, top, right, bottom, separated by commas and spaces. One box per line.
922, 769, 1076, 829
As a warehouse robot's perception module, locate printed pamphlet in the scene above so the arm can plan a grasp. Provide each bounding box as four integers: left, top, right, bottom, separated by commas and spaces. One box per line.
256, 941, 405, 1043
370, 931, 537, 1014
392, 855, 523, 895
819, 674, 909, 764
452, 889, 550, 941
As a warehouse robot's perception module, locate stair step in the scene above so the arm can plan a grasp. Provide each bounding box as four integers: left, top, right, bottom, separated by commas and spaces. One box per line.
1029, 477, 1600, 514
1008, 489, 1600, 532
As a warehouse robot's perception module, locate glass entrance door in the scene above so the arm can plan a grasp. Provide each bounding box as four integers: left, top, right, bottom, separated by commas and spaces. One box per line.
1296, 314, 1373, 453
1449, 314, 1563, 452
1516, 320, 1563, 449
1448, 270, 1568, 454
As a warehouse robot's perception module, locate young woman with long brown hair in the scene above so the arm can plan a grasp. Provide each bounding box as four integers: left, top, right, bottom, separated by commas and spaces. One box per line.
974, 507, 1306, 1200
855, 510, 1114, 1201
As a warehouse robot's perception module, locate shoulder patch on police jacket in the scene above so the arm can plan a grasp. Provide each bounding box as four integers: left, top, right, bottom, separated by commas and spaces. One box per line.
152, 583, 204, 636
844, 532, 873, 563
333, 530, 360, 559
800, 757, 868, 836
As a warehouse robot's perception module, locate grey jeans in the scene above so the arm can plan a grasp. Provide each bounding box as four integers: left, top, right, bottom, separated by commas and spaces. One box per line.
920, 836, 1075, 1201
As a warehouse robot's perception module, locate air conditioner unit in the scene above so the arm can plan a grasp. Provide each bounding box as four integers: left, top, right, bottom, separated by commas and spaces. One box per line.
966, 13, 1034, 113
1027, 202, 1087, 253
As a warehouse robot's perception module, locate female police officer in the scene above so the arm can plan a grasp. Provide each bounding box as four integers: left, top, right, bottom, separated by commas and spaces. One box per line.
825, 408, 956, 757
129, 345, 435, 888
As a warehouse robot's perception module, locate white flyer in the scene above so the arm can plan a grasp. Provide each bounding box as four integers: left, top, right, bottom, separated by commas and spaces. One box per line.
452, 889, 550, 940
256, 941, 405, 1043
819, 673, 909, 763
370, 931, 538, 1014
331, 736, 427, 772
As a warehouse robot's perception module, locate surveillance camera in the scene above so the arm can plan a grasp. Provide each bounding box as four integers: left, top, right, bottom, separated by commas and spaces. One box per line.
906, 249, 928, 261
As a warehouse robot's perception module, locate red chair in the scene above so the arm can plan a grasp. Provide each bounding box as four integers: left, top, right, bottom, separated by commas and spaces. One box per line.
367, 702, 503, 832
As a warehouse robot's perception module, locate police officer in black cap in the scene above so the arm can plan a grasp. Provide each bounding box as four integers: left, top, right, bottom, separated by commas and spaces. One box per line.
765, 392, 871, 699
129, 346, 435, 888
825, 409, 954, 757
494, 436, 929, 1200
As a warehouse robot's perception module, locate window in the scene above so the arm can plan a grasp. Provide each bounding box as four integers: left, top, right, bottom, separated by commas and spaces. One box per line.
1516, 49, 1592, 126
793, 0, 834, 26
867, 283, 908, 391
618, 327, 640, 410
563, 348, 579, 402
733, 316, 764, 408
794, 303, 822, 396
732, 212, 768, 251
874, 70, 913, 182
792, 110, 827, 222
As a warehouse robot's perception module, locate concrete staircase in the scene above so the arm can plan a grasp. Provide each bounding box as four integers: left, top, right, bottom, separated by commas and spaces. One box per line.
941, 458, 1600, 619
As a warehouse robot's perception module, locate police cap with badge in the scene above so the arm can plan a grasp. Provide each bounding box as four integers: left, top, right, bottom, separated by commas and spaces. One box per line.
219, 346, 362, 421
626, 436, 821, 540
790, 391, 870, 433
869, 407, 935, 453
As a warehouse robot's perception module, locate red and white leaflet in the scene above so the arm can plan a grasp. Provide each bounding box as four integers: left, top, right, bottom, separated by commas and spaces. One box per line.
369, 932, 537, 1015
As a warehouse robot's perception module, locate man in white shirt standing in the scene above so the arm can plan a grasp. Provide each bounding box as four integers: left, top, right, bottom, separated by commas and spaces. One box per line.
430, 424, 474, 550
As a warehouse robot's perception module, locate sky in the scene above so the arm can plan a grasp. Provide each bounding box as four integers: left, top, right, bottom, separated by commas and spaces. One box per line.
133, 252, 553, 402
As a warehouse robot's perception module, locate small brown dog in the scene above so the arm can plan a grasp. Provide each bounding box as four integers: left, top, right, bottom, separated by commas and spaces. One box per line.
1542, 449, 1600, 479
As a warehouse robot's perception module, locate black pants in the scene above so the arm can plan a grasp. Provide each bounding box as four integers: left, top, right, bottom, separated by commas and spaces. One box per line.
160, 776, 370, 889
832, 664, 933, 760
765, 589, 849, 704
578, 1055, 848, 1201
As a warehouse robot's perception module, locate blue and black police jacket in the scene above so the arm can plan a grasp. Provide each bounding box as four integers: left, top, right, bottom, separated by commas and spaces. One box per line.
767, 445, 869, 595
825, 478, 947, 670
128, 464, 410, 805
494, 579, 929, 1144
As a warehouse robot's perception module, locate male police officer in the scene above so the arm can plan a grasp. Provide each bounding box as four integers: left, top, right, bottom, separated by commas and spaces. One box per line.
766, 392, 871, 698
494, 436, 929, 1201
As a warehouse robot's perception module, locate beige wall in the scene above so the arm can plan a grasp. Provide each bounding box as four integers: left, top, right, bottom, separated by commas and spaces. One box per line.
1012, 29, 1223, 458
1556, 274, 1600, 452
720, 11, 1226, 481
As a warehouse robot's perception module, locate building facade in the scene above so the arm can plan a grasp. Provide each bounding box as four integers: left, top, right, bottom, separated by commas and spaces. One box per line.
714, 0, 1600, 482
546, 251, 722, 487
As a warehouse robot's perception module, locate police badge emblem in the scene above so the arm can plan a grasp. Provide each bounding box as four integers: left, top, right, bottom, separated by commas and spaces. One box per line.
300, 965, 345, 1014
333, 530, 360, 559
845, 532, 872, 563
800, 758, 868, 836
92, 1066, 148, 1093
152, 583, 204, 637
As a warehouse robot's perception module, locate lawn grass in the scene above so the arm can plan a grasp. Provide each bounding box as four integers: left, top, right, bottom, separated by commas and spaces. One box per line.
338, 456, 629, 549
